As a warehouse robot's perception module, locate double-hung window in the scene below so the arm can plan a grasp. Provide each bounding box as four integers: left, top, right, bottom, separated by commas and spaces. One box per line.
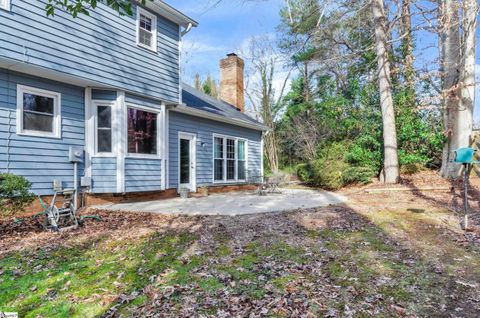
237, 140, 246, 180
96, 104, 112, 153
16, 85, 61, 138
136, 7, 157, 52
214, 137, 224, 181
0, 0, 10, 11
213, 135, 247, 182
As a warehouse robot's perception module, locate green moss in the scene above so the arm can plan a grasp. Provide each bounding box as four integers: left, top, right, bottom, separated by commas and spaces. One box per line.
0, 232, 197, 318
271, 275, 297, 290
216, 244, 232, 257
198, 277, 224, 294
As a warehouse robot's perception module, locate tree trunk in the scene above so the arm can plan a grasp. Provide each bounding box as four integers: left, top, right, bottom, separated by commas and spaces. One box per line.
401, 0, 415, 91
303, 62, 310, 102
372, 0, 400, 183
440, 0, 462, 178
457, 0, 476, 151
265, 131, 279, 173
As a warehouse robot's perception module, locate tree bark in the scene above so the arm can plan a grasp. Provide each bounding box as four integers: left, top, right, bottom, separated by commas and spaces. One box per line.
372, 0, 400, 183
457, 0, 476, 151
401, 0, 415, 91
439, 0, 462, 178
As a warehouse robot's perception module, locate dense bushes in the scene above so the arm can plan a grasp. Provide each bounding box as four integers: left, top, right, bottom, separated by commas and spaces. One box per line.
296, 142, 376, 190
0, 173, 35, 217
277, 58, 444, 190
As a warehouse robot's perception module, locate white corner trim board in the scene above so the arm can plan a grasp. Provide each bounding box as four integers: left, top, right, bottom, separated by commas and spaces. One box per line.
160, 102, 167, 190
116, 91, 126, 193
84, 87, 93, 179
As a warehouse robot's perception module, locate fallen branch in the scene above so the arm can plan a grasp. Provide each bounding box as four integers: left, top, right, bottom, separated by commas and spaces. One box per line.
365, 186, 451, 193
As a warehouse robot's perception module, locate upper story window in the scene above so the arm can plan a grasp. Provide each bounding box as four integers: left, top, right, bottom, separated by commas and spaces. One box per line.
0, 0, 10, 11
16, 85, 61, 138
136, 7, 157, 52
127, 107, 158, 155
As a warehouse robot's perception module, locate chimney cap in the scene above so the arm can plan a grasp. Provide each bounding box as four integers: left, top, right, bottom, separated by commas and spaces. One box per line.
226, 52, 238, 57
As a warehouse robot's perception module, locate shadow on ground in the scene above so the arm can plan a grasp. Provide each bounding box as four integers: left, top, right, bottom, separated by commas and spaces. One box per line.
2, 185, 480, 318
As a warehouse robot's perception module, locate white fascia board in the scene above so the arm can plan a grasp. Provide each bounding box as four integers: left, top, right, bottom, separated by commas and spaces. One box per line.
148, 1, 198, 28
172, 105, 268, 132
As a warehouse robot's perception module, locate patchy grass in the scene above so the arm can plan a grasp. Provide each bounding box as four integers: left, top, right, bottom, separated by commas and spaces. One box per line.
318, 226, 446, 314
2, 183, 480, 317
0, 232, 197, 318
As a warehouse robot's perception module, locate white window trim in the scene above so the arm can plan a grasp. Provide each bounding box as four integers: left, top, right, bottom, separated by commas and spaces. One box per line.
16, 84, 61, 139
136, 6, 157, 52
92, 100, 116, 157
125, 103, 161, 159
212, 133, 248, 184
0, 0, 10, 11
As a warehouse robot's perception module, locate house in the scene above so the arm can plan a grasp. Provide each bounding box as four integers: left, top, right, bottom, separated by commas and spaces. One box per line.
0, 0, 266, 205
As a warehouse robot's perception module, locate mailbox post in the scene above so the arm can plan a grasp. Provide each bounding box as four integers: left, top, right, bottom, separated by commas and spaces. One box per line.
453, 147, 479, 230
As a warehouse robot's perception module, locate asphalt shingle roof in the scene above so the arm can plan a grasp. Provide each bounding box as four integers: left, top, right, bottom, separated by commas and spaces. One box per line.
181, 83, 266, 130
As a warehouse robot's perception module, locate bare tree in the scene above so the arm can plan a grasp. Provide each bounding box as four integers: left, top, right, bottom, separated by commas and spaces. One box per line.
372, 0, 400, 183
245, 37, 291, 173
401, 0, 415, 91
439, 0, 477, 178
458, 0, 477, 152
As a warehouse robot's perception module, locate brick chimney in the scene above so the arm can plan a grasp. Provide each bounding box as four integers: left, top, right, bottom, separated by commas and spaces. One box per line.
220, 53, 245, 112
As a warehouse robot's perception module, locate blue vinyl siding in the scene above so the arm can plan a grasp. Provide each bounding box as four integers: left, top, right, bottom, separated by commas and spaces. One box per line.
168, 111, 262, 189
125, 93, 162, 110
0, 69, 85, 195
91, 157, 117, 193
0, 0, 180, 102
92, 89, 117, 101
125, 158, 162, 192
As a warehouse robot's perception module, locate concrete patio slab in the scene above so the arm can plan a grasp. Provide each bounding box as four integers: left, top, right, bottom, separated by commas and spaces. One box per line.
92, 189, 347, 216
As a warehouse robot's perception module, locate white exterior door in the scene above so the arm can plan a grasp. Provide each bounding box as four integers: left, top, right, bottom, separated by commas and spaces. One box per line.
178, 132, 196, 192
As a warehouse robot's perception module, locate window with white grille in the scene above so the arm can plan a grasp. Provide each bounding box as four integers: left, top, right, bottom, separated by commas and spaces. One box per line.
213, 135, 248, 183
0, 0, 10, 11
136, 7, 157, 52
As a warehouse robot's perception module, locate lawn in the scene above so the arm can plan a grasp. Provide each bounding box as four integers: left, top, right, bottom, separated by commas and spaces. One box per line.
1, 176, 480, 317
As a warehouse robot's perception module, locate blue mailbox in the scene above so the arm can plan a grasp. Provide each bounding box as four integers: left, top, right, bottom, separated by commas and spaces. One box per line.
454, 147, 479, 164
452, 147, 479, 230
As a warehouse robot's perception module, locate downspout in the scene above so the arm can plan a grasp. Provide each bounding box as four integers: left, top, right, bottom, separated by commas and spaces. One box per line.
181, 23, 193, 37
5, 45, 29, 173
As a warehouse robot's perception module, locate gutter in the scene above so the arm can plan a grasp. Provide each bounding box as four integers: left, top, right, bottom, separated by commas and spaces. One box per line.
149, 1, 198, 28
171, 104, 268, 132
